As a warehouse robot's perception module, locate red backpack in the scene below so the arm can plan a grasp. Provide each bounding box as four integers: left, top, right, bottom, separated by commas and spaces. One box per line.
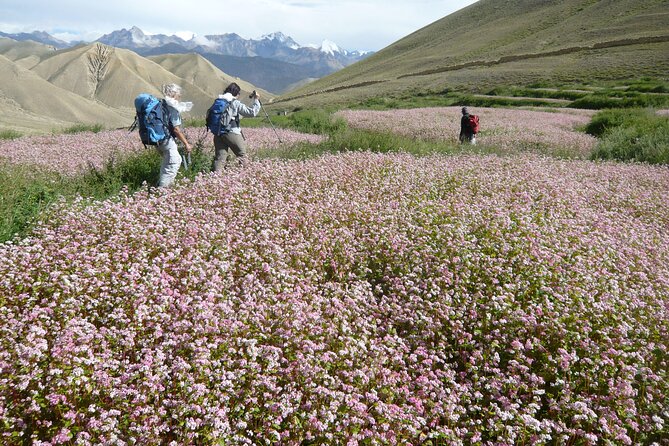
468, 114, 480, 134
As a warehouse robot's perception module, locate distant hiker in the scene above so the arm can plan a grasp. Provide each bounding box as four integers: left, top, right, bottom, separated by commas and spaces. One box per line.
459, 106, 479, 145
207, 82, 261, 172
156, 83, 193, 187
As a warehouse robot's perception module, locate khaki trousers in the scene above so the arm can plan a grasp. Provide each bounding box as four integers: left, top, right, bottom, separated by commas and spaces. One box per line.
213, 133, 247, 172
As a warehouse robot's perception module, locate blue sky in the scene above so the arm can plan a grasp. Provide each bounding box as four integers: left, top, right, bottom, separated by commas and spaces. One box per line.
0, 0, 478, 51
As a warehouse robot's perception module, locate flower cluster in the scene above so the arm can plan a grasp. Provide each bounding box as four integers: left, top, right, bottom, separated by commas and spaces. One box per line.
1, 152, 667, 445
336, 107, 597, 157
0, 127, 324, 175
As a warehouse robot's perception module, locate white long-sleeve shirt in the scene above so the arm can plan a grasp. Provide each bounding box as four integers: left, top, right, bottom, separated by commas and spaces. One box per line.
219, 92, 261, 135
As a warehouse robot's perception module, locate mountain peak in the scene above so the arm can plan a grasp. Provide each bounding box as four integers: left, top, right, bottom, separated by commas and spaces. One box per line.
320, 39, 343, 56
98, 26, 188, 48
261, 31, 288, 41
129, 26, 147, 43
0, 30, 69, 49
260, 31, 300, 50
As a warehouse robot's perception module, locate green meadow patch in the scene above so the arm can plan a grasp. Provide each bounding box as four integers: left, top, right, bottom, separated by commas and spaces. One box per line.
0, 148, 213, 242
344, 80, 669, 112
0, 130, 22, 140
61, 122, 106, 134
587, 108, 669, 164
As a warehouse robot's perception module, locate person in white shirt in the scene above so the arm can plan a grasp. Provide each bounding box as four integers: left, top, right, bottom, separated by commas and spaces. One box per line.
158, 83, 193, 187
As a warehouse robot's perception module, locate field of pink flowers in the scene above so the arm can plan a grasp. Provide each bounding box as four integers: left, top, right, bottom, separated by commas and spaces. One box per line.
336, 107, 597, 157
1, 152, 667, 445
0, 128, 323, 175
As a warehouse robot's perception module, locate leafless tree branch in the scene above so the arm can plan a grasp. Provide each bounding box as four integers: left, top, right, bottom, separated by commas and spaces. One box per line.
87, 43, 113, 98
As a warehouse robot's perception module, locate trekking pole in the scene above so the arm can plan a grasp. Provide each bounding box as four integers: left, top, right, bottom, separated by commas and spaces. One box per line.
178, 142, 191, 170
261, 102, 282, 144
250, 90, 282, 144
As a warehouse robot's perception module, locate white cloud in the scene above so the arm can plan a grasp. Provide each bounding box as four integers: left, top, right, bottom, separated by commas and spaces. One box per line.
191, 34, 216, 47
175, 31, 195, 41
0, 0, 478, 51
50, 31, 80, 42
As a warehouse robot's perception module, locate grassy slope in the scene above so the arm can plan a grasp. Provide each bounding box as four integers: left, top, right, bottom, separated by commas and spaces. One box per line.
273, 0, 669, 109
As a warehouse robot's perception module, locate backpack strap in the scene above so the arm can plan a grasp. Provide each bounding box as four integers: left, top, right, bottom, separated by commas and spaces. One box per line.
229, 100, 240, 129
161, 99, 176, 138
128, 115, 138, 133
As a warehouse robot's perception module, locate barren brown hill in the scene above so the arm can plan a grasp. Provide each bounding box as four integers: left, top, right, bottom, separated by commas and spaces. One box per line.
148, 53, 273, 101
0, 40, 272, 133
0, 54, 131, 133
276, 0, 669, 109
29, 43, 218, 117
0, 37, 56, 69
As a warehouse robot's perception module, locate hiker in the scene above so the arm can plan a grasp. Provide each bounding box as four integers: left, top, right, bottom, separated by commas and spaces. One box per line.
211, 82, 261, 172
459, 106, 478, 145
157, 83, 193, 187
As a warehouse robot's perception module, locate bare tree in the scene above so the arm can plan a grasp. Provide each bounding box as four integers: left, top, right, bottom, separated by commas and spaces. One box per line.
87, 43, 114, 98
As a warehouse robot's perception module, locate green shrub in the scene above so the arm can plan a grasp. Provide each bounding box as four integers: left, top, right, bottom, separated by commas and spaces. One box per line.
570, 95, 625, 109
625, 79, 669, 93
0, 129, 22, 140
588, 109, 669, 164
457, 94, 557, 108
243, 114, 292, 129
527, 80, 553, 89
486, 86, 586, 101
76, 150, 160, 198
62, 123, 105, 134
0, 146, 216, 242
183, 117, 206, 128
229, 109, 345, 136
584, 108, 640, 137
329, 128, 410, 154
357, 96, 404, 109
287, 109, 347, 135
591, 124, 669, 164
571, 93, 669, 109
0, 163, 63, 241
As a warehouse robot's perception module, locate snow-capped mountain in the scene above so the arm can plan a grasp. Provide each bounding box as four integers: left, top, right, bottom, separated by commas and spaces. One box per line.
97, 26, 187, 49
307, 39, 370, 58
0, 30, 69, 49
0, 26, 374, 93
318, 39, 341, 56
95, 27, 373, 91
98, 27, 370, 66
260, 32, 301, 50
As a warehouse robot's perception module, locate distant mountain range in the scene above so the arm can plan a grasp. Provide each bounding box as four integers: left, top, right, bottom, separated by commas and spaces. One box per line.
0, 27, 373, 93
0, 30, 71, 49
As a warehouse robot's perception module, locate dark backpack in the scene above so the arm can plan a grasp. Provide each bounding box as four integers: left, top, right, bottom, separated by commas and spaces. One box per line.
206, 98, 234, 136
134, 93, 172, 145
468, 114, 480, 134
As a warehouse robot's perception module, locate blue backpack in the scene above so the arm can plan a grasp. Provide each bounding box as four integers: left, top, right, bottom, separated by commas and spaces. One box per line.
206, 98, 234, 136
134, 93, 172, 145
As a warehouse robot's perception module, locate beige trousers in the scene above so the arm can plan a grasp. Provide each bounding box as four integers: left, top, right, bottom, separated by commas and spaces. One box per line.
213, 133, 247, 172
